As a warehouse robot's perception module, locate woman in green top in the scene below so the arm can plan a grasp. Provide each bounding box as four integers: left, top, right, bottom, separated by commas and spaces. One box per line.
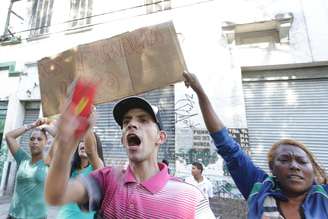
5, 118, 56, 219
56, 130, 104, 219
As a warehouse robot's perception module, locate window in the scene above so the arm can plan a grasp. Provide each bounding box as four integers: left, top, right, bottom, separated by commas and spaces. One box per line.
68, 0, 93, 29
145, 0, 171, 14
0, 62, 20, 77
29, 0, 54, 37
222, 13, 293, 45
235, 29, 280, 45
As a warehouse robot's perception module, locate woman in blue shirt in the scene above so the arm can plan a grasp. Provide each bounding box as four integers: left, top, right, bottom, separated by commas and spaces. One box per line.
56, 130, 104, 219
183, 72, 328, 219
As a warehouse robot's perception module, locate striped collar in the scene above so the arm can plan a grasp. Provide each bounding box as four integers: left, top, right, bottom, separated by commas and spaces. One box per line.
123, 163, 171, 194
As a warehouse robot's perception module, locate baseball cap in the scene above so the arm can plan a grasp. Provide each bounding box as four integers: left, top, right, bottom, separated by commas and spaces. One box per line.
113, 96, 162, 130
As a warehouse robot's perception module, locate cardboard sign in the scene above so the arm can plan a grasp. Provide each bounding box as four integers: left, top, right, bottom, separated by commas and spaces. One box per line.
38, 21, 186, 117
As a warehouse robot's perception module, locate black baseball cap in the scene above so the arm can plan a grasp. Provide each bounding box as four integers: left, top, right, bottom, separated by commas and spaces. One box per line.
113, 96, 162, 130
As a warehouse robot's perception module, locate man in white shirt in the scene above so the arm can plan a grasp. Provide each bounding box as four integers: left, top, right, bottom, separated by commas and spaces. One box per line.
185, 162, 214, 199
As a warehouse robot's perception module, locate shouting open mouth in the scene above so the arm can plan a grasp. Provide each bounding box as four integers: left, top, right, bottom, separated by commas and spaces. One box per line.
127, 134, 141, 149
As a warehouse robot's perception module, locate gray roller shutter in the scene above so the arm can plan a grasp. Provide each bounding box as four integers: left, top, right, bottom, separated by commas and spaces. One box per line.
94, 86, 175, 169
0, 101, 8, 148
20, 102, 40, 152
0, 101, 8, 179
243, 68, 328, 172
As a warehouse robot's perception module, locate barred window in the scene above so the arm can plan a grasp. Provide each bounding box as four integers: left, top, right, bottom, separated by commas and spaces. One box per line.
69, 0, 93, 28
145, 0, 171, 14
29, 0, 54, 37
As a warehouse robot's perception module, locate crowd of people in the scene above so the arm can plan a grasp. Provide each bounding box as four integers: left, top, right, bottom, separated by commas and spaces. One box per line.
3, 72, 328, 218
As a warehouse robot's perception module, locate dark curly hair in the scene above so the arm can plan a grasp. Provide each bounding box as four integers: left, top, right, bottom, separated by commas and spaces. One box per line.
70, 132, 104, 176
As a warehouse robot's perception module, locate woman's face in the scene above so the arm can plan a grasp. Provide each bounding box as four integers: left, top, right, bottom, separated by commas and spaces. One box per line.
78, 141, 87, 158
29, 130, 47, 156
271, 144, 314, 196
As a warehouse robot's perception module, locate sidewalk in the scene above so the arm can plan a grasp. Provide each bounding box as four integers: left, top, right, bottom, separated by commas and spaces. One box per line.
0, 196, 60, 218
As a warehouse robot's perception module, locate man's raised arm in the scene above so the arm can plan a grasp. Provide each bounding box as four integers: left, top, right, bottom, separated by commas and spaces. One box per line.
45, 110, 88, 206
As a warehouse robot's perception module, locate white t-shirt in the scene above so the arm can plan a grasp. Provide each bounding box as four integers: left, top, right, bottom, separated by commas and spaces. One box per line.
185, 176, 214, 199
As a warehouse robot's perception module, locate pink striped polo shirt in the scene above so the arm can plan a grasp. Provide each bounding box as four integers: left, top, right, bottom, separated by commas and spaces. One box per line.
80, 163, 215, 219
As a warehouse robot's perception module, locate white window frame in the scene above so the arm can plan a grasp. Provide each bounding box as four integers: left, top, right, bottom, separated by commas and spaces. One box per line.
145, 0, 171, 14
29, 0, 54, 37
68, 0, 93, 29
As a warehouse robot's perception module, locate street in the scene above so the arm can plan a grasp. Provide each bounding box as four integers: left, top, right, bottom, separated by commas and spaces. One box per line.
0, 196, 59, 219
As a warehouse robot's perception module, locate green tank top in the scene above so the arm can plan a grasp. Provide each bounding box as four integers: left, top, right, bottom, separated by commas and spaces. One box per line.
9, 148, 48, 219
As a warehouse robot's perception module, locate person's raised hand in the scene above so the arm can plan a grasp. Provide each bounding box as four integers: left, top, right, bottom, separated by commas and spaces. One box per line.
84, 106, 97, 157
88, 105, 96, 131
183, 71, 203, 94
56, 108, 80, 146
32, 118, 49, 128
40, 119, 58, 137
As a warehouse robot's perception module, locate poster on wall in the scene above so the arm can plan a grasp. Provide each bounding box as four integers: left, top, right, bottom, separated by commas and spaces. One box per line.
38, 21, 186, 117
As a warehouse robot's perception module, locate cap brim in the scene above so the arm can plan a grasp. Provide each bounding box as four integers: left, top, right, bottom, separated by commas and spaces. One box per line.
113, 97, 159, 129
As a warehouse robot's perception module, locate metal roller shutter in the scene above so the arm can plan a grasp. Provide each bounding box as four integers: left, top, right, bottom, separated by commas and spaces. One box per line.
0, 101, 8, 148
243, 71, 328, 172
0, 101, 8, 179
94, 86, 175, 169
20, 102, 40, 152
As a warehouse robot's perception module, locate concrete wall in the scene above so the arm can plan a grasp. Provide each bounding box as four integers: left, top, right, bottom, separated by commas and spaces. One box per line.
301, 0, 328, 62
0, 1, 10, 38
2, 0, 328, 127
